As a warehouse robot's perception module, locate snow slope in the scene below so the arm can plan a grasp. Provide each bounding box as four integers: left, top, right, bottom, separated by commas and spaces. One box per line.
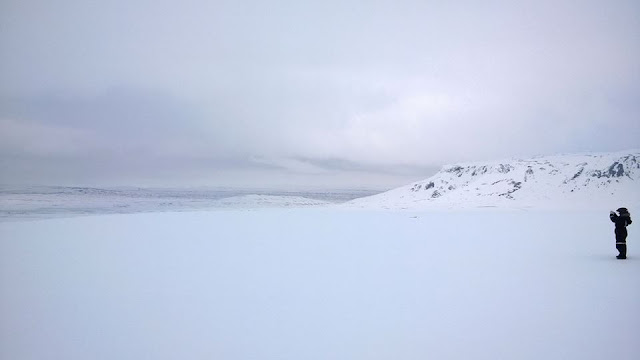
347, 150, 640, 210
1, 208, 638, 360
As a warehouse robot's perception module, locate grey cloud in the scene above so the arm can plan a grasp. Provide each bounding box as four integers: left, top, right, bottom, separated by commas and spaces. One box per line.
1, 90, 213, 157
1, 0, 639, 188
293, 157, 441, 178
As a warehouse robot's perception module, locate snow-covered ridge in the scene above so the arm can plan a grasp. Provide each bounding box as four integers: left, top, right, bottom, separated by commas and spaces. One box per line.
348, 150, 640, 210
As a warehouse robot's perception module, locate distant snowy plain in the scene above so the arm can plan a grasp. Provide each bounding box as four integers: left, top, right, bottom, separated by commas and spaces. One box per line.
0, 186, 376, 221
1, 204, 638, 360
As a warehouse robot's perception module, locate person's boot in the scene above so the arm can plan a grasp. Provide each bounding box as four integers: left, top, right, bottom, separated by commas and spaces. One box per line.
616, 244, 627, 259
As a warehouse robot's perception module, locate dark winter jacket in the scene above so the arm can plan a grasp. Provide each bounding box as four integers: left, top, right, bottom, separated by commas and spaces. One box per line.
610, 211, 632, 229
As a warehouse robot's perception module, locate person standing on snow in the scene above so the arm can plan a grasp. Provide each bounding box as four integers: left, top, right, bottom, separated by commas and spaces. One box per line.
610, 207, 632, 259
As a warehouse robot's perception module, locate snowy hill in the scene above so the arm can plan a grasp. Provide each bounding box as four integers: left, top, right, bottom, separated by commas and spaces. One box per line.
348, 150, 640, 210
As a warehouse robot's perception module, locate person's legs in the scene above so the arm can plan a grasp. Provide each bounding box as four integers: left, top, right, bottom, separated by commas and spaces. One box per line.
615, 228, 627, 259
616, 243, 627, 259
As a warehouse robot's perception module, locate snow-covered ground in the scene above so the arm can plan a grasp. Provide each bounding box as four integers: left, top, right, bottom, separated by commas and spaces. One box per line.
0, 186, 378, 221
1, 207, 638, 360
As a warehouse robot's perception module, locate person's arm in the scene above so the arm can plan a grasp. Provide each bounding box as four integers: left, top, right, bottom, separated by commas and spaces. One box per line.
610, 211, 618, 222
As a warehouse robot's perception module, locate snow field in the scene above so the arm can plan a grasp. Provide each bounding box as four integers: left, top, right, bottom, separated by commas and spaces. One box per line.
1, 208, 638, 360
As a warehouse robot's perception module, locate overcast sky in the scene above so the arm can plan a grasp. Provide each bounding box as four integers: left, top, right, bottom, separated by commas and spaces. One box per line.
1, 0, 639, 189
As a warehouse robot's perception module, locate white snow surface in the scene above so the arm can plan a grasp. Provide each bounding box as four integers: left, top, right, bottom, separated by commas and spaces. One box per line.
346, 149, 640, 210
1, 207, 638, 360
216, 194, 329, 208
0, 187, 348, 221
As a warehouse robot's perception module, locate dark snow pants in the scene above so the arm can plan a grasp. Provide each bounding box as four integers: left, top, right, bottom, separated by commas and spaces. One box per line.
615, 227, 627, 258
